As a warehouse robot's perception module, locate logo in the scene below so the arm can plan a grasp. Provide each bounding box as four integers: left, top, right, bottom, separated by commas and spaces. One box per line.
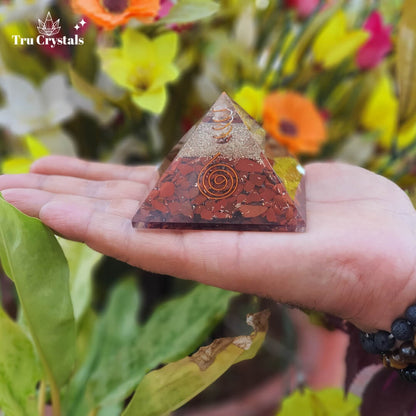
37, 12, 61, 37
11, 11, 85, 49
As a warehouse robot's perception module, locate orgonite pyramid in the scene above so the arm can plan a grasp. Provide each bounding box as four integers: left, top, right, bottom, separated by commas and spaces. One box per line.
132, 92, 306, 231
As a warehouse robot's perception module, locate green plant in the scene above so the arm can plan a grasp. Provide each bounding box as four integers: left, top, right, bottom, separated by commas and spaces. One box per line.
0, 195, 267, 415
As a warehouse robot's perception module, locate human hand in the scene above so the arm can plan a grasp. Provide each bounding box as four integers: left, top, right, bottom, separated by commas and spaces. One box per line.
0, 156, 415, 331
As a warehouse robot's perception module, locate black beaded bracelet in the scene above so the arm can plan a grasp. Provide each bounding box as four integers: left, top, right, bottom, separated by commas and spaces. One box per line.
359, 304, 416, 382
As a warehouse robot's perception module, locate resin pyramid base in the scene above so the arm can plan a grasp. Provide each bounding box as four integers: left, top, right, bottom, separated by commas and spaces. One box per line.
132, 155, 306, 232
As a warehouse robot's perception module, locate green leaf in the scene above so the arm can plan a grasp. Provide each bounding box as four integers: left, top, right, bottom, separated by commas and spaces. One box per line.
0, 29, 45, 83
277, 388, 361, 416
98, 404, 123, 416
397, 0, 416, 121
160, 0, 219, 24
379, 0, 404, 23
122, 310, 269, 416
89, 284, 237, 406
0, 308, 41, 416
63, 278, 141, 416
58, 238, 102, 322
69, 67, 108, 105
0, 196, 76, 391
72, 26, 99, 82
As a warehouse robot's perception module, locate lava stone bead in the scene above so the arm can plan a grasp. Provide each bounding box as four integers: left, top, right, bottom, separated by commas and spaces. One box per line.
360, 332, 380, 354
400, 366, 416, 383
391, 318, 414, 341
405, 304, 416, 326
374, 330, 396, 352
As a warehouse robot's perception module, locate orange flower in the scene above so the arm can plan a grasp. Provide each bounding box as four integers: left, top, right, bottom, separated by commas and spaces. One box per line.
71, 0, 160, 29
263, 91, 327, 155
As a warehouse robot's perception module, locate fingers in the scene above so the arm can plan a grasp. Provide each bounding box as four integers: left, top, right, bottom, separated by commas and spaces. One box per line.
30, 156, 158, 184
0, 173, 149, 201
1, 188, 139, 219
35, 197, 330, 314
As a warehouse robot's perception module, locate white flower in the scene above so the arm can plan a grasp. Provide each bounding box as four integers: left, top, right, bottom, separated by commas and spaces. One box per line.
0, 73, 77, 155
0, 73, 75, 135
0, 0, 53, 25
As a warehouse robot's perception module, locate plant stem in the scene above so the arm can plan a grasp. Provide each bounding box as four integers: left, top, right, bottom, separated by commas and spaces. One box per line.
38, 381, 46, 416
50, 381, 61, 416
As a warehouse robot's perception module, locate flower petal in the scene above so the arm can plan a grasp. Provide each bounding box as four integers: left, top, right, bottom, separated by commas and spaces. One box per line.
0, 73, 45, 134
99, 49, 135, 90
121, 28, 153, 64
132, 88, 167, 114
361, 74, 398, 147
151, 64, 179, 89
323, 30, 369, 68
41, 74, 75, 125
153, 31, 179, 64
313, 10, 369, 68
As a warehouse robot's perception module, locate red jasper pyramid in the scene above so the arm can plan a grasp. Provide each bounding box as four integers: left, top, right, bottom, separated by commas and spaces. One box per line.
132, 93, 306, 231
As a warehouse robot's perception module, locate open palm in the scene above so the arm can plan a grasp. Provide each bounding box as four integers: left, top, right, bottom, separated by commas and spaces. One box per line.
1, 156, 415, 331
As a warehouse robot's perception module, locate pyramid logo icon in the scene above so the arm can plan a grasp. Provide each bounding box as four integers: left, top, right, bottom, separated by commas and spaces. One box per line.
132, 92, 306, 232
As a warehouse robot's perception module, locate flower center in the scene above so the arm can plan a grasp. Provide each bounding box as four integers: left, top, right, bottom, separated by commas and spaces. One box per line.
128, 68, 152, 92
278, 119, 298, 137
101, 0, 129, 13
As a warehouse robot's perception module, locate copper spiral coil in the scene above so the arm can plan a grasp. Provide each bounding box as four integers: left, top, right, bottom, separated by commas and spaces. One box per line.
212, 108, 233, 143
198, 153, 238, 200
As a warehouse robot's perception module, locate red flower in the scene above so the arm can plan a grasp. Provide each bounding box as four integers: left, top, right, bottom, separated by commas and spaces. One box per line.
356, 11, 392, 70
285, 0, 319, 18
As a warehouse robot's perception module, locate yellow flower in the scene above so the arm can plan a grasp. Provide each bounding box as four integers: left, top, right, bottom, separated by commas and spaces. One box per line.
98, 29, 179, 114
281, 32, 301, 76
277, 388, 361, 416
233, 84, 266, 121
313, 10, 369, 68
397, 114, 416, 149
1, 135, 49, 174
361, 74, 398, 147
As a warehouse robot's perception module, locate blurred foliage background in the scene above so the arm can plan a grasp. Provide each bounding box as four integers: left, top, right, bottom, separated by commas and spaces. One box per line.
0, 0, 415, 414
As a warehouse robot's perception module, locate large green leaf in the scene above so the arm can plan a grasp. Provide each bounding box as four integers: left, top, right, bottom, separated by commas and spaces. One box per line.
0, 308, 41, 416
160, 0, 219, 24
63, 278, 141, 416
66, 283, 237, 413
0, 196, 76, 391
89, 284, 237, 406
122, 310, 269, 416
59, 238, 102, 322
397, 0, 416, 121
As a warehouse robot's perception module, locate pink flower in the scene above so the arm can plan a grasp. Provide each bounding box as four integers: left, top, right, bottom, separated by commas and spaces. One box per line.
285, 0, 320, 18
356, 11, 392, 70
157, 0, 193, 33
157, 0, 174, 19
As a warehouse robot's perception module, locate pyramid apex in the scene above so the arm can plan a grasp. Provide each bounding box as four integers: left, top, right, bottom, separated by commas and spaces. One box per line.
210, 91, 235, 109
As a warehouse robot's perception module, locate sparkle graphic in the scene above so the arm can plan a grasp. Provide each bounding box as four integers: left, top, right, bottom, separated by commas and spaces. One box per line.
37, 11, 61, 37
74, 18, 87, 30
